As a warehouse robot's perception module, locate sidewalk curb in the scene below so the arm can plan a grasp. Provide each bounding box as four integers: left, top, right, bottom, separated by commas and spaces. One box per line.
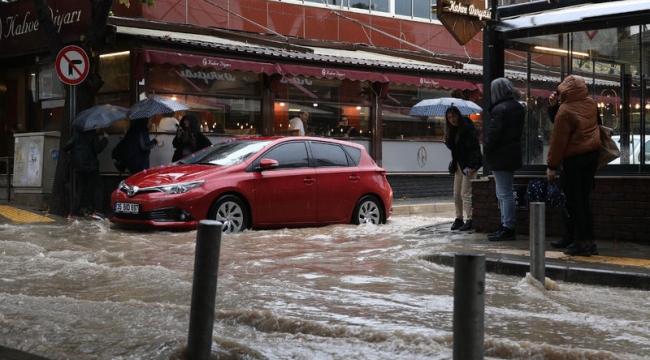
421, 253, 650, 290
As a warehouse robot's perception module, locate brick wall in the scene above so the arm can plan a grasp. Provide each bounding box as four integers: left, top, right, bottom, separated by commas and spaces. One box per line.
387, 174, 454, 200
472, 176, 650, 244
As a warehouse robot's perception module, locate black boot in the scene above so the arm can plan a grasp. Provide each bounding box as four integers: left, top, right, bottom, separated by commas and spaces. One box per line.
459, 219, 473, 231
564, 243, 591, 257
488, 225, 505, 237
451, 218, 464, 230
488, 227, 516, 241
551, 236, 573, 249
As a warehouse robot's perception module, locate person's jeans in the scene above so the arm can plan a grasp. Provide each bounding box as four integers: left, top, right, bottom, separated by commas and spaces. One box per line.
492, 170, 516, 229
71, 169, 104, 216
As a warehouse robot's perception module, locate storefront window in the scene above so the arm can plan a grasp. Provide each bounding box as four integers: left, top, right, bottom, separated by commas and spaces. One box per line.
383, 83, 470, 140
505, 24, 650, 167
145, 64, 263, 135
274, 77, 371, 137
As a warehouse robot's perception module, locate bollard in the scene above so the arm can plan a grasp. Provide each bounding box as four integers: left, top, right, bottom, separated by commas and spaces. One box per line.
453, 253, 485, 360
187, 220, 222, 360
529, 202, 546, 286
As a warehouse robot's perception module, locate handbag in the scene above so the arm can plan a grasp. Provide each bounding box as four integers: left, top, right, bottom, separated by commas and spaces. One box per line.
526, 179, 566, 208
597, 125, 620, 168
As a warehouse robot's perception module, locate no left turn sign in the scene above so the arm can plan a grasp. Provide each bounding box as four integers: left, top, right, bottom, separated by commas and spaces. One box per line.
56, 45, 90, 85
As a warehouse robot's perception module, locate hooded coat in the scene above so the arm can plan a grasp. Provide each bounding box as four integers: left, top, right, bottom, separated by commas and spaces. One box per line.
172, 114, 212, 162
63, 129, 108, 172
483, 78, 525, 171
546, 75, 601, 170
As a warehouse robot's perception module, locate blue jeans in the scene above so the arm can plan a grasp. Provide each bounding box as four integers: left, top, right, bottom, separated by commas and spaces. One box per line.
492, 170, 516, 229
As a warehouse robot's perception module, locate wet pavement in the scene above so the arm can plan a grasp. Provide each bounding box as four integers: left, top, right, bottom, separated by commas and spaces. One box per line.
1, 198, 649, 359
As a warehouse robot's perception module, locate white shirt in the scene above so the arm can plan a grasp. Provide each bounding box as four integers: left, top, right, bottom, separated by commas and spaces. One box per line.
289, 117, 305, 136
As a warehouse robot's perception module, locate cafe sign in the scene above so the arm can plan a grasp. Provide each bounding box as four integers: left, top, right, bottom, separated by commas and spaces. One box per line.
0, 0, 91, 58
437, 0, 491, 46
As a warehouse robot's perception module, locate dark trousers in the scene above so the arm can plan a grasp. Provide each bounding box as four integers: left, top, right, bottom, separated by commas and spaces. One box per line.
71, 169, 104, 216
560, 150, 599, 243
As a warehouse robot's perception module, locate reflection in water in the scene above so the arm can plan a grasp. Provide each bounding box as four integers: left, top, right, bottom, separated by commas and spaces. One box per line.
1, 217, 649, 359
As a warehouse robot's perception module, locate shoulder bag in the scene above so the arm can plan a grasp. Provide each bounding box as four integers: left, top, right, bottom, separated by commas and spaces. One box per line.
597, 125, 620, 168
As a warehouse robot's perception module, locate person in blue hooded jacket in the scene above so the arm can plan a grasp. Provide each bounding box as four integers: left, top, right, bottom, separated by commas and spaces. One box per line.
483, 78, 525, 241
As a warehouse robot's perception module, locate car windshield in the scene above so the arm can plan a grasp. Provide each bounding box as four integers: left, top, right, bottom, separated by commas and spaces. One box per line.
179, 139, 273, 166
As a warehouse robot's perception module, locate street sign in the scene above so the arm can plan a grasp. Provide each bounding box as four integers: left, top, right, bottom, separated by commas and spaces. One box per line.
55, 45, 89, 85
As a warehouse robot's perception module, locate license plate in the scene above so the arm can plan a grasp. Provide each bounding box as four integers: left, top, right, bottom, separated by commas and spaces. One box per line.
115, 202, 140, 214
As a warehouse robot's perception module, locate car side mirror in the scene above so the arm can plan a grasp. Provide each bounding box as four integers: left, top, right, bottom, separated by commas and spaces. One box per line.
259, 158, 279, 171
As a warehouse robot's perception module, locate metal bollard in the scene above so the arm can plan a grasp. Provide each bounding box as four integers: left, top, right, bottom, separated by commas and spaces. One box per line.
453, 253, 485, 360
187, 220, 222, 360
529, 202, 546, 286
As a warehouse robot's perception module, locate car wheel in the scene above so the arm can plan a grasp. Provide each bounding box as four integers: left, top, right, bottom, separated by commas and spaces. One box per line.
352, 195, 384, 225
208, 195, 248, 234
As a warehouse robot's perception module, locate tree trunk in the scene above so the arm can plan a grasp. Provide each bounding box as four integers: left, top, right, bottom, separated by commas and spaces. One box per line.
33, 0, 114, 216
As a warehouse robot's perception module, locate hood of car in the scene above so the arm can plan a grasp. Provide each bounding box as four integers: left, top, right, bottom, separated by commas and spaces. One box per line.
124, 164, 225, 188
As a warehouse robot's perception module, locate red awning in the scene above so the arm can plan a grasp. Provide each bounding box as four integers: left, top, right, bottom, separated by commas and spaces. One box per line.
384, 74, 477, 90
134, 48, 277, 79
275, 63, 389, 83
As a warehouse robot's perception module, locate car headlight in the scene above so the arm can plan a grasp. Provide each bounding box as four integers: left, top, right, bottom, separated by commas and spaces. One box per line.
156, 180, 205, 194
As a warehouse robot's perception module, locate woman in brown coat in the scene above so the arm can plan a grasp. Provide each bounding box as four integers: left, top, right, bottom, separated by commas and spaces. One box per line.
546, 75, 601, 256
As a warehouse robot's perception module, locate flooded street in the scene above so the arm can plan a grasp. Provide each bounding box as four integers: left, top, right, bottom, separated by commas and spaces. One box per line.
1, 215, 649, 360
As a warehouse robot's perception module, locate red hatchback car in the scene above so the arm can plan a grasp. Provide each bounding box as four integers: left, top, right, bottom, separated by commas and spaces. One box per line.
110, 137, 393, 233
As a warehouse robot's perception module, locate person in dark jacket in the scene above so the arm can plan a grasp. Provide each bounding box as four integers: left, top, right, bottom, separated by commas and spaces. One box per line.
121, 117, 159, 174
172, 113, 212, 162
444, 106, 482, 231
546, 75, 601, 256
483, 77, 525, 241
63, 128, 109, 220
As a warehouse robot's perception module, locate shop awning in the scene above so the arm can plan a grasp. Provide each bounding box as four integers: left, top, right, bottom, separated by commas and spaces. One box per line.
134, 48, 277, 79
275, 63, 389, 83
383, 74, 477, 90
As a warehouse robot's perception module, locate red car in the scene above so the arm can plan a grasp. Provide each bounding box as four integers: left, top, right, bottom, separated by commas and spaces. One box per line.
110, 137, 393, 233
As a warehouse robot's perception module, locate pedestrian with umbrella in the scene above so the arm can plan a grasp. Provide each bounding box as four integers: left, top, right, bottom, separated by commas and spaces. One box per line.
444, 105, 482, 231
121, 95, 189, 173
120, 117, 159, 174
63, 125, 109, 221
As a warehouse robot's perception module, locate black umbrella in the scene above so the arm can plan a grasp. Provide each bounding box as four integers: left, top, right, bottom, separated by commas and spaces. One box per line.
72, 104, 128, 131
127, 95, 189, 120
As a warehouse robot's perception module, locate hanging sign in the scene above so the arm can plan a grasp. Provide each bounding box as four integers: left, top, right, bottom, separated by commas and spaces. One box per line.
55, 45, 89, 85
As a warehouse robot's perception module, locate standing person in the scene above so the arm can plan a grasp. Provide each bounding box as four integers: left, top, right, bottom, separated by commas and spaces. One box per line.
122, 117, 159, 174
172, 113, 212, 162
444, 106, 482, 231
483, 77, 525, 241
546, 75, 601, 256
335, 115, 359, 137
289, 111, 310, 136
63, 127, 109, 220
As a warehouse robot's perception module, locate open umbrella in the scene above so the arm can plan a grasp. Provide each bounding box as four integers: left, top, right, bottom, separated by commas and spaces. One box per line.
127, 95, 189, 120
71, 104, 128, 131
409, 97, 482, 117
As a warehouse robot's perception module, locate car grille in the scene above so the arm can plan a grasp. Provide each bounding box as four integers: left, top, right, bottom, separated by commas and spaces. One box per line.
113, 207, 195, 222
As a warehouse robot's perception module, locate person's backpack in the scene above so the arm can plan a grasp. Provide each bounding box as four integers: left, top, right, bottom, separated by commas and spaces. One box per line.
111, 137, 126, 173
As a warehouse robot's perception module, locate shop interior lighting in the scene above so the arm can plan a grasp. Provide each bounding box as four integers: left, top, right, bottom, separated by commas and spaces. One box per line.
100, 51, 130, 58
534, 46, 589, 57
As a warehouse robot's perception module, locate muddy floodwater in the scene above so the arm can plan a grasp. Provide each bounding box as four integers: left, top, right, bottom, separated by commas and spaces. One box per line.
1, 215, 649, 359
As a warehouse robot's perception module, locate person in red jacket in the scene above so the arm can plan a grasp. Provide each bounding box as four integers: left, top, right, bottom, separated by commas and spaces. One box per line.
546, 75, 601, 256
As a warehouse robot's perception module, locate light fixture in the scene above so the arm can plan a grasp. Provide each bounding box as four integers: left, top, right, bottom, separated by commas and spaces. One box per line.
313, 103, 318, 107
534, 46, 589, 57
279, 102, 285, 106
356, 106, 361, 110
100, 51, 130, 58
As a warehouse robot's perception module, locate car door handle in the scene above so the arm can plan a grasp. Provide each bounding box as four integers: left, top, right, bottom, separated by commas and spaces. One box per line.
303, 177, 316, 185
348, 175, 360, 182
